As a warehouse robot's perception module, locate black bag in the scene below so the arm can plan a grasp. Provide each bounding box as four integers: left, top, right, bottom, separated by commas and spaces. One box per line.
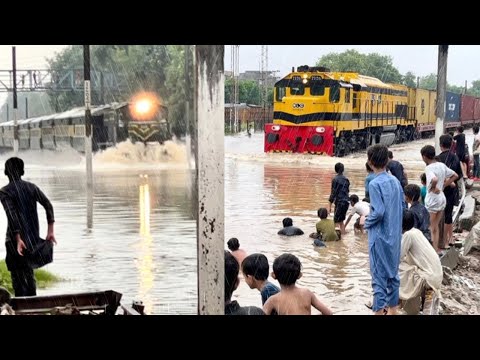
24, 238, 54, 269
0, 189, 54, 269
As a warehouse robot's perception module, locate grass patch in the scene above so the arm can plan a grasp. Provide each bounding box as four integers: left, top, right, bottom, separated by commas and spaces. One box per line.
0, 260, 60, 294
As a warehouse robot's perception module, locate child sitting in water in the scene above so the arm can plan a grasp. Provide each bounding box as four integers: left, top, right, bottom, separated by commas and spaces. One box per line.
263, 253, 333, 315
309, 208, 340, 243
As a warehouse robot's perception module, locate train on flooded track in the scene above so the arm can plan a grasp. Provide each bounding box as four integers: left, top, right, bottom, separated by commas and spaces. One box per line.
265, 65, 479, 157
0, 92, 171, 153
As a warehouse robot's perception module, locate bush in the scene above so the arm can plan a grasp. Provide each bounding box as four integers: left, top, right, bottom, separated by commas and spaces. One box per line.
0, 260, 60, 294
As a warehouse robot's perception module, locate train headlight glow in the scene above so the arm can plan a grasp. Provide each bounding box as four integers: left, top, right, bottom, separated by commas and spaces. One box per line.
135, 100, 152, 115
271, 125, 281, 131
316, 127, 325, 133
129, 92, 162, 121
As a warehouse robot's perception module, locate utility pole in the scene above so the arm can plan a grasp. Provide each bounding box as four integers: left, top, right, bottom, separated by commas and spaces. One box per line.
417, 76, 420, 89
435, 45, 448, 154
185, 45, 191, 167
100, 71, 104, 104
84, 45, 94, 229
195, 45, 224, 315
261, 45, 269, 131
465, 80, 468, 94
435, 45, 449, 250
232, 45, 239, 133
25, 97, 28, 118
12, 47, 19, 154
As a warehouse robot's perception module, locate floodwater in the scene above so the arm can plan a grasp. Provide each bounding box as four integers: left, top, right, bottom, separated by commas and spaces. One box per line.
0, 131, 474, 315
225, 130, 475, 314
0, 140, 197, 315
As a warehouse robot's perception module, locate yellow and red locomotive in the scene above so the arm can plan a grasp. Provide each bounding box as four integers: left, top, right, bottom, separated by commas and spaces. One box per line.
264, 65, 470, 157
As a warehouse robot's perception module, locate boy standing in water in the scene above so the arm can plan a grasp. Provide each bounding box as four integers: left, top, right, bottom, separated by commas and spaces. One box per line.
242, 253, 280, 305
364, 145, 404, 315
227, 237, 247, 265
328, 162, 350, 234
263, 253, 333, 315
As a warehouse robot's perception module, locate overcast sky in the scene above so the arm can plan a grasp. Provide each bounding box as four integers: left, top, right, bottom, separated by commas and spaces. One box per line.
226, 45, 480, 87
1, 45, 479, 101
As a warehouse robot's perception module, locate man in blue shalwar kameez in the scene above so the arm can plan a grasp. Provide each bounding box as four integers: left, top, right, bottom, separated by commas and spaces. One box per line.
364, 144, 404, 315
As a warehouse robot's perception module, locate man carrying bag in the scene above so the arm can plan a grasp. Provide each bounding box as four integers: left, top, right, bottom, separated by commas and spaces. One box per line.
0, 157, 56, 297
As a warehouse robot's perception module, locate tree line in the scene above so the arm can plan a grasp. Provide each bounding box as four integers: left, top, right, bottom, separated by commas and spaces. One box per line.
2, 48, 480, 127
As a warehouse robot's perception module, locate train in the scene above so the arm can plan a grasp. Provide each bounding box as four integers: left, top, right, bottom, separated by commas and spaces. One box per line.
264, 65, 478, 157
0, 93, 171, 153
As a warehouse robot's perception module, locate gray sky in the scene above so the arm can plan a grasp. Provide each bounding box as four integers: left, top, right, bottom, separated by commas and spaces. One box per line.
1, 45, 479, 102
0, 45, 68, 104
226, 45, 480, 87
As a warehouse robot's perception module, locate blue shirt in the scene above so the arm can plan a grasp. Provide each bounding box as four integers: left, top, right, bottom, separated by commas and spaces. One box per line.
365, 173, 376, 198
261, 281, 280, 305
364, 171, 404, 278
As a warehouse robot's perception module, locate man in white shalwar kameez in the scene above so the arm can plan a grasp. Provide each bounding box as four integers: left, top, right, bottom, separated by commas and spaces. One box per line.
400, 209, 443, 301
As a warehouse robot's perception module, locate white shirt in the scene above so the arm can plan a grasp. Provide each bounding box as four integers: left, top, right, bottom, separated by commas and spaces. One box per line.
349, 201, 370, 217
400, 228, 443, 300
424, 161, 455, 212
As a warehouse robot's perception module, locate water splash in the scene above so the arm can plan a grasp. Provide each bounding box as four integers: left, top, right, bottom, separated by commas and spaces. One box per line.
93, 139, 193, 169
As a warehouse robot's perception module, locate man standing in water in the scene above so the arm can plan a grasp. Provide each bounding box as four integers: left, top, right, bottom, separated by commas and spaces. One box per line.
364, 145, 404, 315
0, 157, 56, 297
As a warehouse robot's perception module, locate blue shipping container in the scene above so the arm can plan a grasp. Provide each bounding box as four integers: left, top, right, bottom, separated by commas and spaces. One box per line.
445, 91, 461, 123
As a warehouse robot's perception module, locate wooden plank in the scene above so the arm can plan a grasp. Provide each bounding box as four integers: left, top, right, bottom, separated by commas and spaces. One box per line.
11, 290, 122, 315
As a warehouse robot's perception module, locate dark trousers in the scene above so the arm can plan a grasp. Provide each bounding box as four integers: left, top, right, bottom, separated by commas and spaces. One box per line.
474, 155, 480, 178
10, 268, 37, 297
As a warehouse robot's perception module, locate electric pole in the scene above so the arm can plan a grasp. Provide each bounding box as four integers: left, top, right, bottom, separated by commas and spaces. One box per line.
12, 47, 19, 154
84, 45, 94, 229
435, 45, 448, 154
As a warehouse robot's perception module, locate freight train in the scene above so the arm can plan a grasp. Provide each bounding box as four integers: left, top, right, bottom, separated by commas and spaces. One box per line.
264, 65, 477, 157
0, 93, 171, 152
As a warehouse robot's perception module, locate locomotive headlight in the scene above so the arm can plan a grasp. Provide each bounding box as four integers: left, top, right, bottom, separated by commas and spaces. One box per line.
134, 99, 152, 115
271, 125, 281, 131
316, 127, 325, 133
302, 79, 308, 84
129, 92, 161, 120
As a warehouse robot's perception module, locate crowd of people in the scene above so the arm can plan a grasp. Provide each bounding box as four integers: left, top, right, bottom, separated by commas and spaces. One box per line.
225, 127, 477, 315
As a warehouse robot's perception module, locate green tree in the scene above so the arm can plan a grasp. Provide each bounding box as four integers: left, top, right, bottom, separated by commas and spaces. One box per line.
45, 45, 192, 138
225, 79, 266, 105
403, 71, 417, 88
316, 49, 403, 84
418, 73, 465, 94
468, 80, 480, 97
447, 84, 465, 94
419, 73, 437, 90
